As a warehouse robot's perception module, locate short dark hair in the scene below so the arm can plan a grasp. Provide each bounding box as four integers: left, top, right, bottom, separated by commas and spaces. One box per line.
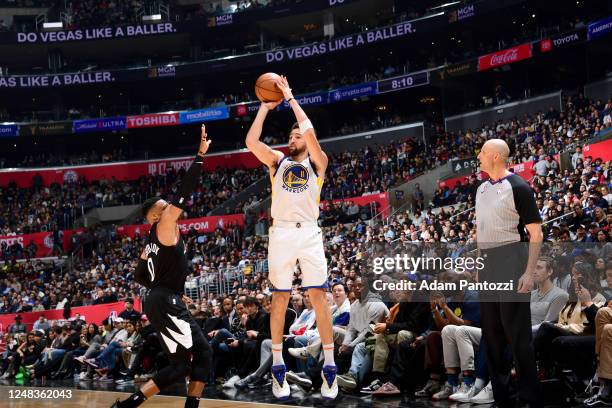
141, 196, 163, 218
244, 296, 259, 307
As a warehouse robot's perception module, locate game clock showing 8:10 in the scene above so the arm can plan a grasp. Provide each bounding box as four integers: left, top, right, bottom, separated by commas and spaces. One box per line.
377, 71, 429, 93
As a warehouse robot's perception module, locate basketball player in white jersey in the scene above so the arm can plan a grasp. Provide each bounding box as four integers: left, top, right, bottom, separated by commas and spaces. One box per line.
245, 75, 337, 400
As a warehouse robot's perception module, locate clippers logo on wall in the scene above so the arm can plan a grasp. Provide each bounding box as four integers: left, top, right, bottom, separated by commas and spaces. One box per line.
478, 43, 532, 71
147, 66, 176, 78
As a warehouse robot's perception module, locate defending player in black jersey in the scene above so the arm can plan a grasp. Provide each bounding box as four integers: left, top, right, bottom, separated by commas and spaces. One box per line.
112, 125, 212, 408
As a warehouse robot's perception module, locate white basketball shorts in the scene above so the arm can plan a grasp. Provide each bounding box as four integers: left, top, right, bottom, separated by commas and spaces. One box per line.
268, 221, 328, 291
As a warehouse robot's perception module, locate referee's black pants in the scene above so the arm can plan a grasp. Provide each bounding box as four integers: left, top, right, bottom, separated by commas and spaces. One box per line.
480, 243, 540, 406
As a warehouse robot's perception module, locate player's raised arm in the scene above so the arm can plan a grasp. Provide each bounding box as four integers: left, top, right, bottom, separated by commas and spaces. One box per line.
276, 75, 328, 176
157, 125, 211, 245
245, 101, 285, 169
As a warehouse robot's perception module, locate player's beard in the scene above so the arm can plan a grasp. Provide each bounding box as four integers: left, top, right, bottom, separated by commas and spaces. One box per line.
288, 144, 306, 158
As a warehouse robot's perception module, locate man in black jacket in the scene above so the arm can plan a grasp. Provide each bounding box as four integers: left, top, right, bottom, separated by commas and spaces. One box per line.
235, 297, 269, 378
119, 299, 142, 322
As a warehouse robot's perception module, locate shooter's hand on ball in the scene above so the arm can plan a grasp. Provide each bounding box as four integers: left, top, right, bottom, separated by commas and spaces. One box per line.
276, 75, 294, 101
198, 124, 212, 157
261, 100, 282, 111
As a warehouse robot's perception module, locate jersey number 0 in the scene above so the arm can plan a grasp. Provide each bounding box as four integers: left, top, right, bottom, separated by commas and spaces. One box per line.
147, 258, 155, 282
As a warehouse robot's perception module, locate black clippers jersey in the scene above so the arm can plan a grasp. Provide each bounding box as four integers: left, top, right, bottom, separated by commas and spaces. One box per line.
143, 223, 189, 292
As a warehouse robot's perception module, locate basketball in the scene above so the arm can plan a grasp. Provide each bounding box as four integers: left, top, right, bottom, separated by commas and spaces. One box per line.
255, 72, 284, 102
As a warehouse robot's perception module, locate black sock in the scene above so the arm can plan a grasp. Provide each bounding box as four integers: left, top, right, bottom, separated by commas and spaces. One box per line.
600, 379, 612, 398
119, 391, 147, 408
185, 396, 200, 408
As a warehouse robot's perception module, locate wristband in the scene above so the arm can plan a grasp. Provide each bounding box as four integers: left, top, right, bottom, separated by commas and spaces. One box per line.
299, 119, 314, 134
287, 97, 294, 103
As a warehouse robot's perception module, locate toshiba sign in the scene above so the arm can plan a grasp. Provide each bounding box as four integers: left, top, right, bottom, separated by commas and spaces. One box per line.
477, 43, 532, 71
127, 112, 179, 128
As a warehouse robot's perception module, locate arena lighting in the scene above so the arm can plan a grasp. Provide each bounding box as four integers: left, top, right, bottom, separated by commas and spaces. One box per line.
142, 14, 162, 22
42, 21, 63, 30
429, 1, 460, 11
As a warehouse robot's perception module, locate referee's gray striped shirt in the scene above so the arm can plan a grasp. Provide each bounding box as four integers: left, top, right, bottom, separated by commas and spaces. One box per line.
475, 173, 541, 248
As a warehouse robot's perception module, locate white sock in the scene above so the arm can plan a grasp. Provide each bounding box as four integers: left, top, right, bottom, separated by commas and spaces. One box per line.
474, 378, 485, 391
272, 344, 284, 366
322, 343, 335, 367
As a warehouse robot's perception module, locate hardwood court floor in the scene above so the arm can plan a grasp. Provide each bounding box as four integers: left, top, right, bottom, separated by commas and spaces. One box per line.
0, 386, 298, 408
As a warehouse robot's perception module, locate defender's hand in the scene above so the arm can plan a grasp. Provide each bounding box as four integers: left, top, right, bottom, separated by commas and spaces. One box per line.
198, 125, 211, 156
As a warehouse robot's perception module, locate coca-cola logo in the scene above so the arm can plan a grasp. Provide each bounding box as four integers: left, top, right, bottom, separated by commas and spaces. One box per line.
479, 44, 532, 71
489, 48, 519, 66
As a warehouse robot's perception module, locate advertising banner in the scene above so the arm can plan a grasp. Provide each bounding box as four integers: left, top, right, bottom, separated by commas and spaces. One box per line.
448, 3, 476, 23
0, 124, 18, 137
540, 28, 585, 53
278, 91, 329, 110
265, 20, 424, 64
440, 160, 535, 190
127, 113, 180, 129
0, 72, 116, 89
179, 106, 229, 124
434, 60, 478, 81
0, 229, 83, 258
0, 231, 56, 258
477, 43, 532, 71
0, 148, 290, 188
115, 214, 245, 238
73, 117, 127, 133
19, 122, 73, 136
13, 23, 177, 44
583, 138, 612, 162
0, 300, 141, 331
326, 192, 390, 217
328, 82, 377, 102
588, 15, 612, 41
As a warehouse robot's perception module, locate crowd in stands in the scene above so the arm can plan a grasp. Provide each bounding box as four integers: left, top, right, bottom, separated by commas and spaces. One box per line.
63, 0, 144, 29
0, 165, 267, 235
1, 93, 610, 235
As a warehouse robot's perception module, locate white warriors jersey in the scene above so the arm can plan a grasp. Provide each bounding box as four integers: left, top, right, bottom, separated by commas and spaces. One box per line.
270, 156, 323, 222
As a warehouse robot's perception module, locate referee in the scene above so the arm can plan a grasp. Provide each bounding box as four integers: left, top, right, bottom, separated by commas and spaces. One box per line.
475, 139, 543, 407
